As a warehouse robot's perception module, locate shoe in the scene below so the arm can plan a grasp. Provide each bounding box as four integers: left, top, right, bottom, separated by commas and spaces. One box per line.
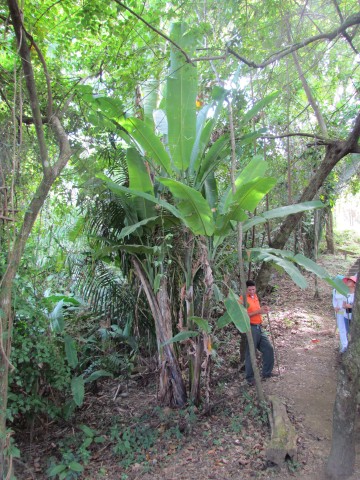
262, 372, 280, 379
339, 348, 347, 354
247, 378, 255, 386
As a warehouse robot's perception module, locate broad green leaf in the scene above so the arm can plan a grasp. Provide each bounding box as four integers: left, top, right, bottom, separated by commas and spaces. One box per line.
98, 175, 183, 221
260, 253, 308, 288
142, 78, 159, 128
127, 148, 153, 194
71, 376, 85, 407
190, 87, 227, 174
167, 23, 198, 171
216, 312, 232, 329
239, 92, 279, 127
161, 330, 198, 346
228, 177, 277, 215
215, 177, 277, 236
203, 172, 219, 210
79, 424, 95, 436
69, 461, 84, 473
45, 295, 81, 305
84, 370, 113, 384
237, 128, 267, 146
219, 156, 270, 212
224, 290, 250, 333
242, 200, 325, 232
196, 135, 230, 188
48, 464, 67, 477
118, 216, 160, 239
49, 300, 65, 333
126, 148, 155, 219
293, 254, 349, 294
189, 316, 212, 333
293, 253, 329, 277
328, 277, 349, 296
158, 178, 215, 235
122, 118, 171, 175
92, 95, 124, 118
64, 334, 78, 368
153, 273, 162, 293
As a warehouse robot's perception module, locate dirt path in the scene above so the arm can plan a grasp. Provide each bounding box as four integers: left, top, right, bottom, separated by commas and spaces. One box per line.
263, 302, 350, 479
259, 262, 360, 480
141, 256, 360, 480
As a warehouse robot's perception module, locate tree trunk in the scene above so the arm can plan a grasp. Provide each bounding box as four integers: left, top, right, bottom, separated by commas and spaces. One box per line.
325, 266, 360, 479
325, 206, 335, 254
256, 112, 360, 294
0, 3, 73, 475
132, 258, 187, 407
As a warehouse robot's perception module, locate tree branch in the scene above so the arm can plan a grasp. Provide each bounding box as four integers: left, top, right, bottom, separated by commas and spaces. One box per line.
7, 0, 49, 173
112, 0, 195, 65
226, 12, 360, 68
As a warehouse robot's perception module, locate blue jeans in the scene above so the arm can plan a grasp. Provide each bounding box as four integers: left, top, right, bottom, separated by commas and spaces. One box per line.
245, 324, 274, 381
344, 316, 351, 335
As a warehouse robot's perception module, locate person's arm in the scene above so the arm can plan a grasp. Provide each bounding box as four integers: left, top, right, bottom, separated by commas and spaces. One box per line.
248, 305, 270, 316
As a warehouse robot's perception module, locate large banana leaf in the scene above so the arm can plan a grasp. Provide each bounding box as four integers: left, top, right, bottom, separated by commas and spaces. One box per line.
239, 92, 279, 127
161, 330, 199, 346
158, 177, 215, 236
242, 200, 324, 232
126, 148, 155, 220
256, 252, 308, 288
142, 78, 159, 128
219, 155, 270, 212
223, 290, 250, 333
189, 87, 228, 175
203, 172, 218, 210
293, 253, 349, 294
122, 118, 171, 175
166, 23, 198, 171
229, 177, 277, 214
196, 135, 230, 189
215, 177, 277, 236
118, 216, 160, 240
98, 175, 183, 221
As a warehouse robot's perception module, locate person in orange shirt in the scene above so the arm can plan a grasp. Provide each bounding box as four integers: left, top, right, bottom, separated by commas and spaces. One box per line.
240, 280, 275, 385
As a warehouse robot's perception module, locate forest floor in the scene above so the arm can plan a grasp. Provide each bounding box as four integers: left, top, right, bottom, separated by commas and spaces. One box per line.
15, 253, 360, 480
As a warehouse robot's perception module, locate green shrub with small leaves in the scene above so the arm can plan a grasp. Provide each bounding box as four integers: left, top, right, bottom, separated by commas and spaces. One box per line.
8, 314, 72, 422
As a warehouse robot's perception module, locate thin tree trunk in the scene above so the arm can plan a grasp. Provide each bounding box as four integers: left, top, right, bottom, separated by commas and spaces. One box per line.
325, 206, 335, 254
132, 258, 187, 407
325, 266, 360, 479
1, 2, 72, 475
228, 100, 265, 403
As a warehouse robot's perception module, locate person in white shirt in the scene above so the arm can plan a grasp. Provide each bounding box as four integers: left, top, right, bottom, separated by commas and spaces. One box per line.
342, 275, 357, 344
332, 275, 348, 354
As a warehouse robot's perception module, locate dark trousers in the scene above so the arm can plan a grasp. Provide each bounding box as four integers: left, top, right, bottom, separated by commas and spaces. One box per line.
245, 324, 274, 380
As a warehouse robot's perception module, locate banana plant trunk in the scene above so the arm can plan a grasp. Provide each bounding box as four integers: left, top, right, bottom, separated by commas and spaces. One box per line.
132, 258, 187, 407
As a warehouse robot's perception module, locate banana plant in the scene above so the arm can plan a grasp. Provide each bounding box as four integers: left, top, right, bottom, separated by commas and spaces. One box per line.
85, 23, 325, 407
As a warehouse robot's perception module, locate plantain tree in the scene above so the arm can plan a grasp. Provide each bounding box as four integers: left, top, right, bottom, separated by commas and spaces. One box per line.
82, 22, 329, 408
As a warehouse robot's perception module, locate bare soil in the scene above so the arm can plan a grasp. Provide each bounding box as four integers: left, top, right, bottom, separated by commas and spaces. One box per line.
15, 253, 360, 480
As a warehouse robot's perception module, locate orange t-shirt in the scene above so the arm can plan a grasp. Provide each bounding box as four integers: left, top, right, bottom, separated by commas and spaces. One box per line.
239, 294, 262, 325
